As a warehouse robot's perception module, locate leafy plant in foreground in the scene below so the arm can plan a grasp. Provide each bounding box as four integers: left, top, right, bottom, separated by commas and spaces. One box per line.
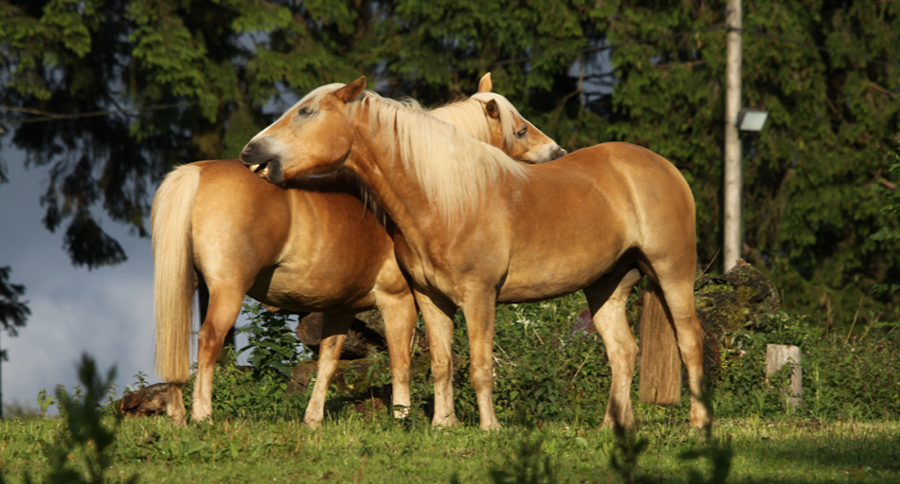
483, 426, 558, 484
237, 302, 306, 379
608, 420, 650, 484
25, 353, 138, 484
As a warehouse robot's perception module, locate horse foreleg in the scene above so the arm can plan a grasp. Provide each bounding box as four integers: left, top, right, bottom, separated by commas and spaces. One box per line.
415, 289, 459, 428
585, 269, 642, 429
192, 287, 244, 423
303, 313, 353, 430
377, 291, 418, 420
460, 291, 500, 431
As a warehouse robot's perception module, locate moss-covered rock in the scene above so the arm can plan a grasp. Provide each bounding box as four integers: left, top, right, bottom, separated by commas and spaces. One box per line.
695, 259, 780, 335
694, 260, 781, 381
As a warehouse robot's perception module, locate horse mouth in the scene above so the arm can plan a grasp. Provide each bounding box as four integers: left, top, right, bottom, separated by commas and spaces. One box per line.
249, 162, 269, 178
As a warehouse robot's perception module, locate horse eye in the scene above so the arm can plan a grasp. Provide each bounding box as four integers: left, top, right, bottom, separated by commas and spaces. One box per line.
298, 106, 312, 116
516, 126, 528, 138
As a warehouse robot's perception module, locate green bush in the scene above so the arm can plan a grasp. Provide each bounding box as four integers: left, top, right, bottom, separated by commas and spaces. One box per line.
421, 294, 613, 427
236, 302, 306, 379
174, 302, 313, 422
441, 298, 900, 425
706, 312, 900, 420
182, 297, 900, 426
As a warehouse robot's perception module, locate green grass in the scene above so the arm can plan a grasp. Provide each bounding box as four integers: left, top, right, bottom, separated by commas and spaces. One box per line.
4, 302, 898, 483
2, 413, 899, 483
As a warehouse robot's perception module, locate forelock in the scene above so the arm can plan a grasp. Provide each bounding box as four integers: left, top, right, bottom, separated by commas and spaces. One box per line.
469, 92, 521, 149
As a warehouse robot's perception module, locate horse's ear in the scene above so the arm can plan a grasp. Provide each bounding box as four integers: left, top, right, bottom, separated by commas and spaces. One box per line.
478, 73, 493, 93
484, 99, 500, 119
335, 77, 367, 102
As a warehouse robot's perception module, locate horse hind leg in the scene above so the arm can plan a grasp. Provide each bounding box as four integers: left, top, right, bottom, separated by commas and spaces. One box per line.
191, 284, 246, 423
303, 313, 353, 430
655, 270, 712, 428
584, 269, 642, 429
167, 383, 186, 426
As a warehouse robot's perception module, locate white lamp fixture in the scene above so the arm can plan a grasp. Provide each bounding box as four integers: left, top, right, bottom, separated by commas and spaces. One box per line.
738, 108, 769, 132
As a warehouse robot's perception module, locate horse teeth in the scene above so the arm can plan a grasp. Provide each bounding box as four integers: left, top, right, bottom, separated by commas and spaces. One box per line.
252, 163, 269, 177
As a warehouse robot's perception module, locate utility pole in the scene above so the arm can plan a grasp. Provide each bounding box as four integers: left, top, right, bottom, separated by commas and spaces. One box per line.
724, 0, 742, 273
1, 330, 4, 419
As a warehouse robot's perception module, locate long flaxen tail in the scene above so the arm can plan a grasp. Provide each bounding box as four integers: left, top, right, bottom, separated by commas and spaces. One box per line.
152, 164, 201, 384
637, 280, 682, 405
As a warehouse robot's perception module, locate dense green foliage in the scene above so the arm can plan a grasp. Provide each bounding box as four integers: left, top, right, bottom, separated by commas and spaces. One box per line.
1, 0, 898, 322
0, 266, 29, 340
21, 353, 137, 484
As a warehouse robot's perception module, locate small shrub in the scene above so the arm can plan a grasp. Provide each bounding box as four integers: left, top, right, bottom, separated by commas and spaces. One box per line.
487, 429, 558, 484
237, 302, 306, 379
180, 346, 311, 422
24, 353, 138, 484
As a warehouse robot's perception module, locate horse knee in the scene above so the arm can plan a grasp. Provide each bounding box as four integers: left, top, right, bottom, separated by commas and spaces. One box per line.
469, 364, 494, 392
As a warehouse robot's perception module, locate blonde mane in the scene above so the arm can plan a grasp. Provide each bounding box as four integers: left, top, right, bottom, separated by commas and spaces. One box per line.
427, 92, 529, 154
362, 91, 528, 222
297, 85, 529, 222
428, 98, 494, 144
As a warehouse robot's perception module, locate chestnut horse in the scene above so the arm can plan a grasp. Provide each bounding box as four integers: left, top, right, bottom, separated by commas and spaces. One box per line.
152, 75, 564, 428
239, 78, 711, 431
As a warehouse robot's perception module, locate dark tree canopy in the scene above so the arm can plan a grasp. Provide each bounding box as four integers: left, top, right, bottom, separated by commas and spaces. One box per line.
0, 266, 29, 349
0, 0, 898, 325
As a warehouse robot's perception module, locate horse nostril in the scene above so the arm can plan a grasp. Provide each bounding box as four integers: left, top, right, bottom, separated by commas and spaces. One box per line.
240, 143, 256, 164
554, 148, 567, 160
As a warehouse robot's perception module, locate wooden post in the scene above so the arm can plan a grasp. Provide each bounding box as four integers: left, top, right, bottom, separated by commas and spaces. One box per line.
766, 344, 803, 411
724, 0, 743, 272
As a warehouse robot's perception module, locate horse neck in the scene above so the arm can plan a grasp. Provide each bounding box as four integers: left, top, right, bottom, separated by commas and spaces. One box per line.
344, 123, 439, 243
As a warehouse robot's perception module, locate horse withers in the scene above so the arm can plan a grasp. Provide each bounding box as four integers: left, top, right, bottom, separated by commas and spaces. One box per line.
239, 78, 711, 431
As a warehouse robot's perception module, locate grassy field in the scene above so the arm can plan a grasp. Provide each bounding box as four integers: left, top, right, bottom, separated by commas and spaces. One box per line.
3, 298, 898, 483
2, 410, 899, 483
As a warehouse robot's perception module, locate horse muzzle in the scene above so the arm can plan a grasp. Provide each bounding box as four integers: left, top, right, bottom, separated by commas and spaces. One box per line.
551, 147, 567, 160
240, 138, 284, 183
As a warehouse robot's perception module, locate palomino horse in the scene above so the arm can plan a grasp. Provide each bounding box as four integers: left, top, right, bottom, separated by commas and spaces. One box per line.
152, 75, 564, 428
239, 78, 712, 431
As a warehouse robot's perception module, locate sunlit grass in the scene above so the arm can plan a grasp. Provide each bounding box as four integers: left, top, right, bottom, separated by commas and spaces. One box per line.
3, 414, 898, 483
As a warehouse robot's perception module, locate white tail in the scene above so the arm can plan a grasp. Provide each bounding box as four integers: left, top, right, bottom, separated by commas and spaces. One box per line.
152, 164, 201, 383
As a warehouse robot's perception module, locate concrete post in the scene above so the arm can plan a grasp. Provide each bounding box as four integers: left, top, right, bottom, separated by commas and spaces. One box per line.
766, 344, 803, 411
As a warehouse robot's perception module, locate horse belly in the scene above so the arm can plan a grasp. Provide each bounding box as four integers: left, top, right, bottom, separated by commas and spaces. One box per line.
249, 263, 377, 312
499, 204, 631, 303
498, 246, 624, 303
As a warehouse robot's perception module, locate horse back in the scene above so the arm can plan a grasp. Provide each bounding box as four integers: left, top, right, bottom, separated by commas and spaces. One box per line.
192, 160, 397, 311
493, 143, 696, 301
515, 142, 695, 242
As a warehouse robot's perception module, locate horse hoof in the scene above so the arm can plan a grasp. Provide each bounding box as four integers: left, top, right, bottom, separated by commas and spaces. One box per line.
432, 414, 460, 429
480, 421, 502, 431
